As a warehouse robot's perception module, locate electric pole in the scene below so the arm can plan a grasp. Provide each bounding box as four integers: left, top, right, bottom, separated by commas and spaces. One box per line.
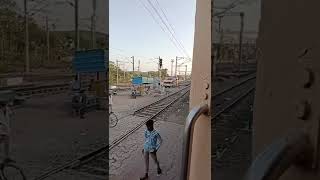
215, 15, 224, 63
239, 12, 244, 77
73, 0, 80, 83
46, 16, 50, 65
159, 56, 162, 80
116, 60, 119, 85
131, 56, 135, 75
185, 65, 187, 81
175, 56, 184, 86
218, 16, 222, 33
24, 0, 30, 73
91, 0, 96, 49
138, 60, 140, 73
175, 56, 178, 77
75, 0, 79, 50
123, 65, 126, 79
218, 29, 224, 63
0, 28, 3, 62
171, 59, 174, 76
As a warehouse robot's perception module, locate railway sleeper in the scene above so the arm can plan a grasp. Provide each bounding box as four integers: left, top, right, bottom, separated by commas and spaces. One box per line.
141, 112, 159, 116
141, 109, 159, 114
67, 169, 107, 179
152, 104, 167, 109
147, 105, 165, 109
135, 112, 152, 117
76, 165, 108, 176
142, 108, 162, 112
97, 158, 108, 164
135, 104, 162, 112
140, 111, 156, 115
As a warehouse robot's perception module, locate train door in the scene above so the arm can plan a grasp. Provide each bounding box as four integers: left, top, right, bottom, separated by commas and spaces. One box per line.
180, 0, 212, 179
245, 0, 320, 179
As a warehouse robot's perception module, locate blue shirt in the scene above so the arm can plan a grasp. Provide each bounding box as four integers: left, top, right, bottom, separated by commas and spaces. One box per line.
143, 129, 162, 152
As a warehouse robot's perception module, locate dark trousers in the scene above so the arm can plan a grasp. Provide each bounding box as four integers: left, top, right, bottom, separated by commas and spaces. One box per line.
73, 104, 86, 117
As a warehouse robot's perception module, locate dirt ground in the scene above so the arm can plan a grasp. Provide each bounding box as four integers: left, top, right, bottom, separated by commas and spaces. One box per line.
109, 92, 190, 180
3, 76, 252, 179
4, 87, 181, 179
108, 76, 253, 180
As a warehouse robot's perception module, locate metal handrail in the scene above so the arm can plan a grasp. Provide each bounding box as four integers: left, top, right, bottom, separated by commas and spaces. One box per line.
244, 130, 313, 180
180, 104, 209, 180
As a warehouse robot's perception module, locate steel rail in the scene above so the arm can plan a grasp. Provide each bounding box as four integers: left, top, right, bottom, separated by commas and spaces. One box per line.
33, 87, 190, 180
34, 74, 255, 179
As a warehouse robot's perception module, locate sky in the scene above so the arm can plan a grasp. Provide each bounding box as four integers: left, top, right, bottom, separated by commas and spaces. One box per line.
109, 0, 196, 74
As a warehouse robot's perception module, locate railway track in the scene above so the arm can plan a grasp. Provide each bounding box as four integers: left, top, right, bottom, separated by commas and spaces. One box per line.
32, 73, 256, 179
33, 85, 191, 180
14, 81, 91, 98
1, 66, 255, 98
212, 75, 256, 161
212, 93, 254, 180
213, 76, 255, 118
0, 77, 94, 100
0, 62, 256, 98
134, 85, 191, 117
3, 80, 191, 100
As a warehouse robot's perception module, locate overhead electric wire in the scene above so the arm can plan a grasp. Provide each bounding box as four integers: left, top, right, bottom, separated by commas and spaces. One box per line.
27, 0, 54, 17
153, 0, 190, 58
145, 0, 190, 58
214, 0, 254, 17
110, 52, 156, 64
179, 59, 192, 66
138, 0, 185, 56
213, 0, 242, 17
0, 1, 24, 15
109, 47, 126, 53
137, 0, 185, 56
110, 47, 156, 61
109, 51, 131, 57
29, 0, 47, 12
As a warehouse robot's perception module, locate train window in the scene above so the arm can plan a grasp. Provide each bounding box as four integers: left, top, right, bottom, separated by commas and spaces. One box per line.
212, 0, 260, 180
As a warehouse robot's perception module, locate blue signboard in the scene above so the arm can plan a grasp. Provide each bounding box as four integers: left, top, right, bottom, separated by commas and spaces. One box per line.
132, 77, 154, 85
73, 49, 107, 73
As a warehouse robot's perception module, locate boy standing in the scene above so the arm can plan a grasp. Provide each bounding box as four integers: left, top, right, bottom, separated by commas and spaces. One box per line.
71, 75, 81, 92
109, 91, 113, 112
140, 120, 163, 180
72, 89, 87, 119
0, 100, 13, 162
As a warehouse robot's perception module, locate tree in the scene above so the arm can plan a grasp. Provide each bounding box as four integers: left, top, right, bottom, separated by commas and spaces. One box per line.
161, 69, 168, 79
0, 0, 17, 10
108, 61, 170, 85
0, 0, 25, 71
109, 61, 117, 85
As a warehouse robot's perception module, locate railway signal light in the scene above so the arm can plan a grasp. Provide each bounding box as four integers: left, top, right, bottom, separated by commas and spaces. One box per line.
159, 58, 163, 68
